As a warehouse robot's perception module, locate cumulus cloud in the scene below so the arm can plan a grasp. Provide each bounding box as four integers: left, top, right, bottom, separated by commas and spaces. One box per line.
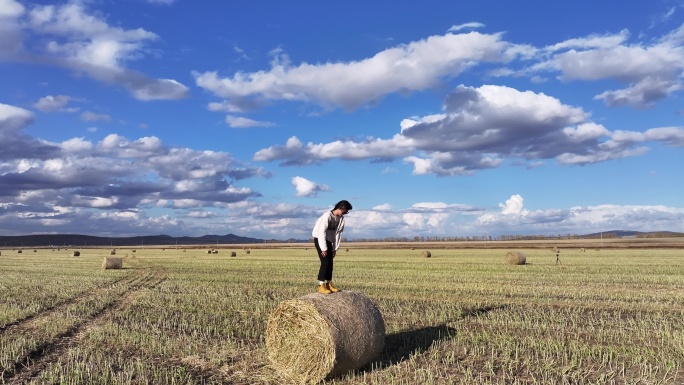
477, 195, 684, 235
500, 194, 526, 215
1, 1, 188, 100
292, 176, 329, 197
0, 102, 269, 234
33, 95, 79, 112
528, 27, 684, 108
0, 103, 60, 161
195, 29, 512, 112
254, 84, 684, 175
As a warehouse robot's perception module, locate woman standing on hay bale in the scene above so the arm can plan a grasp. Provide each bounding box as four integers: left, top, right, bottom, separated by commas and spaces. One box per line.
312, 200, 352, 294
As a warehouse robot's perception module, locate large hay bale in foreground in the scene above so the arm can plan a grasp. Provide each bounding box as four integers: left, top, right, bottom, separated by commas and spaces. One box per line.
267, 291, 385, 384
420, 250, 431, 258
505, 251, 526, 265
103, 257, 123, 269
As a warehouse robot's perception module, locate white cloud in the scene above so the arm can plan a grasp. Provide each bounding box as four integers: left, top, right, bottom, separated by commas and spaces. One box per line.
255, 84, 684, 176
292, 176, 329, 197
0, 102, 34, 132
195, 30, 511, 111
447, 22, 485, 33
500, 194, 526, 215
225, 115, 275, 128
33, 95, 75, 112
529, 29, 684, 108
1, 2, 189, 100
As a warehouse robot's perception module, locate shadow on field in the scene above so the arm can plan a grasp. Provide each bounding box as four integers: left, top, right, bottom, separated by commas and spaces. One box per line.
363, 305, 504, 372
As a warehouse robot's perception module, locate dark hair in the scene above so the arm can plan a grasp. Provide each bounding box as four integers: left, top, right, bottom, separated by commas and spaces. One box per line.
333, 200, 352, 211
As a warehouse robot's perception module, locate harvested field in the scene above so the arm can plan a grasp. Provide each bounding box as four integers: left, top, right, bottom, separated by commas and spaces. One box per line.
1, 244, 683, 384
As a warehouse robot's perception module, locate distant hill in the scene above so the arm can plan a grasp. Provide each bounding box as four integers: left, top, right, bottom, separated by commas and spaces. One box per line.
0, 233, 266, 247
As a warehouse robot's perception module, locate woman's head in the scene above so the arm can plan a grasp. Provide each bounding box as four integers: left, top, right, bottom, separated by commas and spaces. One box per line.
333, 200, 352, 214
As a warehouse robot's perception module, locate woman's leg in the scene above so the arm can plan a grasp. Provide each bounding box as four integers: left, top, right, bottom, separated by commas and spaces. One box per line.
324, 240, 334, 281
314, 238, 330, 282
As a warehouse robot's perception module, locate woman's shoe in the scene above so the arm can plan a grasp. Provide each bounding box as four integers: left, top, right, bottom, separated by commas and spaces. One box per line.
318, 283, 332, 294
327, 282, 340, 293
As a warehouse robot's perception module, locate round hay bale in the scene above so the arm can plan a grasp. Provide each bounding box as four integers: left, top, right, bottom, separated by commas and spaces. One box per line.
505, 251, 526, 265
103, 257, 123, 269
245, 249, 251, 254
420, 250, 431, 258
266, 291, 385, 384
132, 249, 136, 253
17, 250, 22, 254
230, 251, 237, 257
212, 250, 218, 254
110, 250, 116, 255
207, 250, 212, 254
73, 251, 80, 257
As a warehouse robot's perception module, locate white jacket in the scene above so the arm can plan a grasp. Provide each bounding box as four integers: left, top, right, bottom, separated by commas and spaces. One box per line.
312, 210, 345, 251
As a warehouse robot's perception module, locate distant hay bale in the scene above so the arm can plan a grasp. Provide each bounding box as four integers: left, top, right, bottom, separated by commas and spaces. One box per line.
103, 257, 123, 269
266, 291, 385, 384
207, 250, 212, 254
17, 250, 22, 254
110, 250, 116, 255
132, 249, 136, 253
230, 251, 237, 257
73, 251, 80, 257
505, 251, 526, 265
33, 250, 37, 252
581, 248, 585, 252
245, 250, 251, 254
420, 250, 431, 258
212, 250, 218, 254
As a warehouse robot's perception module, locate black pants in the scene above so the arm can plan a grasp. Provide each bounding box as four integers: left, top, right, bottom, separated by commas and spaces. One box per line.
314, 238, 334, 281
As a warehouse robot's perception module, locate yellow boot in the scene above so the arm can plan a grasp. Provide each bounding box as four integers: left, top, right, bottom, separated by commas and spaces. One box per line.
318, 283, 332, 294
327, 282, 340, 293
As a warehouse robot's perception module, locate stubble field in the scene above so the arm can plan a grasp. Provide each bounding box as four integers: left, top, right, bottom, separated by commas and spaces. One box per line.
0, 244, 683, 384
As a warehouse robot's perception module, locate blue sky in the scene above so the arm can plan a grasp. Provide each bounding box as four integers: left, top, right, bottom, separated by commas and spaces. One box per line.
1, 0, 683, 240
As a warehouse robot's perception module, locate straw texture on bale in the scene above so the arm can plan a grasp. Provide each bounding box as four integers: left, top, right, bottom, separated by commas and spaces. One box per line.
103, 257, 123, 269
73, 251, 80, 257
420, 250, 431, 258
505, 251, 526, 265
266, 290, 385, 384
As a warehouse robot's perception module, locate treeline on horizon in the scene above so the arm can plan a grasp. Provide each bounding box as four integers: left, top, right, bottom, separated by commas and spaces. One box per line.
283, 231, 684, 244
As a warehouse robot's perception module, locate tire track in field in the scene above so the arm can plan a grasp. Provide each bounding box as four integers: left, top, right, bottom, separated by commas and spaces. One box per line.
0, 273, 138, 334
1, 268, 167, 385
